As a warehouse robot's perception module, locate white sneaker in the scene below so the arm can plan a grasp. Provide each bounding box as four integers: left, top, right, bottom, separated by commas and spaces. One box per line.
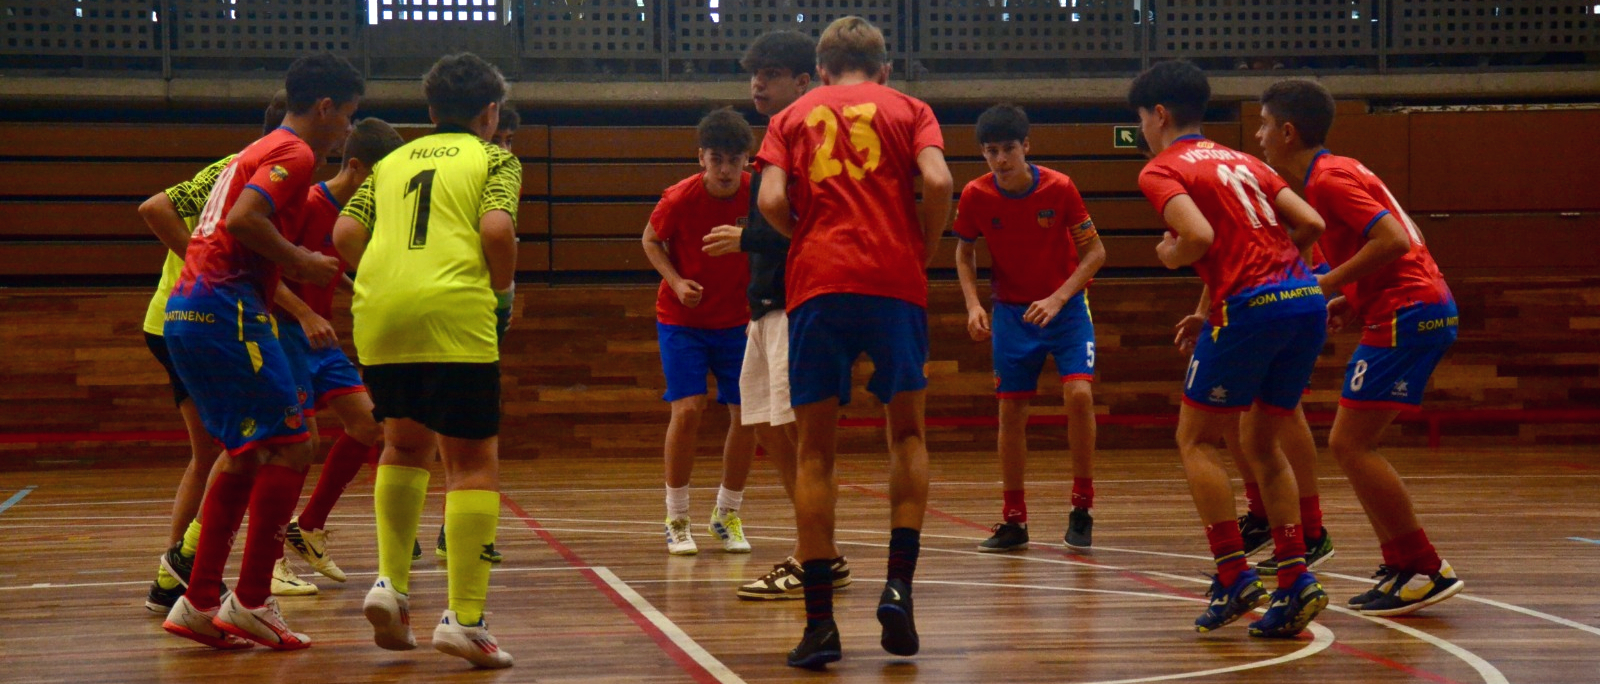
214, 593, 311, 650
162, 595, 253, 650
272, 558, 318, 596
285, 517, 347, 582
433, 609, 513, 669
664, 517, 698, 555
363, 576, 417, 651
709, 507, 752, 553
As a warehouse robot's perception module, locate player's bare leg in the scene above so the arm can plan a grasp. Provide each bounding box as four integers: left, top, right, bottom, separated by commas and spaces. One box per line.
663, 394, 707, 554
1063, 379, 1096, 549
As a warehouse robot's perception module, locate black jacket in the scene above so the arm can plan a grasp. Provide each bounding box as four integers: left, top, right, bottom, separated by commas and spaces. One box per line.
740, 187, 790, 319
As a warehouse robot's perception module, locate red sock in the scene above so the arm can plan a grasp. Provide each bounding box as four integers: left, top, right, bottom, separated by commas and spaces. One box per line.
186, 471, 254, 610
1385, 528, 1442, 575
1205, 520, 1248, 586
1002, 489, 1027, 524
1271, 524, 1309, 589
1070, 478, 1094, 509
235, 464, 308, 609
1300, 496, 1324, 542
1243, 482, 1266, 519
295, 435, 374, 531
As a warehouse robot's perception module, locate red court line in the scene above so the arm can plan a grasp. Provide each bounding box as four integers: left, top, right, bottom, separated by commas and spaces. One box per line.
499, 494, 724, 684
1330, 643, 1470, 684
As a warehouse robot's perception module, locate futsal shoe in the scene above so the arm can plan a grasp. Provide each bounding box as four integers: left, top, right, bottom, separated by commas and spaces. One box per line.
1065, 507, 1094, 550
145, 578, 184, 613
1347, 565, 1400, 607
214, 593, 311, 650
1358, 560, 1464, 617
163, 596, 254, 650
737, 556, 854, 600
363, 576, 417, 650
159, 542, 195, 587
664, 517, 698, 555
1248, 572, 1328, 639
1194, 569, 1268, 632
437, 525, 503, 563
709, 507, 752, 553
786, 620, 842, 670
285, 518, 346, 581
271, 558, 318, 596
1256, 528, 1336, 573
1237, 513, 1273, 557
978, 521, 1029, 552
412, 537, 423, 562
433, 610, 514, 669
876, 578, 920, 656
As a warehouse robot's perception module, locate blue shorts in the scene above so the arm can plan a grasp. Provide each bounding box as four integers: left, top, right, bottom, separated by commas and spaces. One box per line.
280, 320, 368, 411
278, 322, 317, 416
1185, 311, 1327, 415
789, 293, 928, 407
657, 322, 746, 404
992, 294, 1095, 397
1342, 301, 1457, 411
164, 291, 308, 455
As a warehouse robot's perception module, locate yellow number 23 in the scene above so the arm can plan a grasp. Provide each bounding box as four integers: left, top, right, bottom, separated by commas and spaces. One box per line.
805, 103, 882, 183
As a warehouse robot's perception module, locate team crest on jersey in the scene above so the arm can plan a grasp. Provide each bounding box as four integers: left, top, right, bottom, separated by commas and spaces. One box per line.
1391, 380, 1410, 398
1197, 140, 1215, 149
736, 217, 748, 228
269, 165, 290, 182
240, 417, 258, 438
1037, 209, 1056, 228
285, 407, 303, 430
1208, 386, 1228, 403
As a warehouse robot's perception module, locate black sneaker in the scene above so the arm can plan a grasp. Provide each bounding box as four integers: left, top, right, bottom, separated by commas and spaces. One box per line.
876, 579, 919, 656
436, 525, 504, 563
1237, 513, 1272, 557
412, 537, 422, 562
978, 521, 1029, 552
145, 580, 183, 613
159, 542, 194, 588
1064, 507, 1093, 550
1348, 565, 1400, 607
1358, 560, 1464, 617
1256, 528, 1335, 572
436, 525, 447, 559
786, 620, 842, 670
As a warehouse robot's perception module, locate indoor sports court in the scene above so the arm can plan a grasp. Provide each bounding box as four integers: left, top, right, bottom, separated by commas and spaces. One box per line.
1, 2, 1598, 683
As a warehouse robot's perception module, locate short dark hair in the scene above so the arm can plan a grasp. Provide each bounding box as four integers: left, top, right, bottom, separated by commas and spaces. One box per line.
697, 107, 754, 156
1127, 59, 1209, 128
263, 90, 288, 135
344, 117, 405, 168
817, 16, 887, 77
1134, 128, 1152, 156
1260, 79, 1336, 148
976, 104, 1029, 145
497, 102, 520, 133
284, 53, 364, 115
741, 30, 817, 78
423, 52, 508, 127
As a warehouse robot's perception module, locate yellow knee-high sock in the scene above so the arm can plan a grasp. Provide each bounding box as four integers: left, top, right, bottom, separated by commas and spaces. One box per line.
181, 518, 202, 557
445, 489, 500, 625
374, 465, 430, 595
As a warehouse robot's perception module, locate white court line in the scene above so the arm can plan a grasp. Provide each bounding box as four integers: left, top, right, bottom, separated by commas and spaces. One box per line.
0, 565, 590, 592
589, 566, 747, 684
1325, 604, 1509, 684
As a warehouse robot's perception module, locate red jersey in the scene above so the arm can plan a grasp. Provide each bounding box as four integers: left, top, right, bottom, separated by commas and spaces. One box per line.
1139, 135, 1310, 324
282, 182, 344, 319
1303, 151, 1452, 346
175, 127, 317, 308
953, 165, 1097, 305
650, 172, 752, 329
756, 81, 944, 310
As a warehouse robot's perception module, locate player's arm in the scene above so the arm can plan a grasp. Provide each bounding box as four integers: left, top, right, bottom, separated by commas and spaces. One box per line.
642, 222, 702, 308
273, 282, 337, 349
138, 193, 191, 258
1318, 214, 1409, 295
227, 189, 338, 286
333, 177, 375, 269
916, 146, 954, 269
739, 218, 790, 255
955, 238, 990, 342
1271, 187, 1326, 258
757, 165, 793, 237
1155, 195, 1214, 269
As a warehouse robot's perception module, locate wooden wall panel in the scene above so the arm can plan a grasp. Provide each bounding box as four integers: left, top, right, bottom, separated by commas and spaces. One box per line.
942, 122, 1243, 159
517, 201, 550, 238
0, 203, 145, 238
1416, 214, 1600, 277
552, 203, 654, 237
0, 123, 552, 161
1408, 110, 1600, 212
950, 160, 1143, 195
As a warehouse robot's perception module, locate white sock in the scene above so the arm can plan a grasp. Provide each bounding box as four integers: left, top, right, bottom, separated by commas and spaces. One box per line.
665, 485, 690, 520
715, 486, 744, 514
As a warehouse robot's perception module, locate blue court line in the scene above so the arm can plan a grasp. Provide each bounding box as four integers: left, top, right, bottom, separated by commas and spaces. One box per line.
0, 486, 35, 515
1569, 537, 1600, 545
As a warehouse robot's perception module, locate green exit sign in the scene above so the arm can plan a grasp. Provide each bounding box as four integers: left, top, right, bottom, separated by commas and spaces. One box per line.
1113, 125, 1140, 149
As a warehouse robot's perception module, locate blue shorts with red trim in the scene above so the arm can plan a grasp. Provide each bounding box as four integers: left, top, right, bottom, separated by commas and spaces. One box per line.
278, 321, 316, 416
280, 320, 368, 411
658, 322, 746, 404
992, 294, 1095, 397
1341, 301, 1457, 411
789, 293, 928, 407
1184, 311, 1327, 415
164, 290, 308, 456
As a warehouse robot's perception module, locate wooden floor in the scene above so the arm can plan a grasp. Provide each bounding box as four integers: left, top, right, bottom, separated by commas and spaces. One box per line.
1, 445, 1597, 683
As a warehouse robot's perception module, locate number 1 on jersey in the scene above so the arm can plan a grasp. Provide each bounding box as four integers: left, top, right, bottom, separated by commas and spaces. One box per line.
405, 169, 436, 249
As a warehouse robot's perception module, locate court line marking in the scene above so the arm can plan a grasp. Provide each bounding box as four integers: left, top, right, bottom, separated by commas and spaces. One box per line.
1569, 537, 1600, 545
590, 567, 747, 684
0, 565, 591, 592
1323, 604, 1508, 684
0, 486, 36, 515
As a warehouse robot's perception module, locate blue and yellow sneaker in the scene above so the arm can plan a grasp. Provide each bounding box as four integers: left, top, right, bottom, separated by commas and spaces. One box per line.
1249, 572, 1329, 638
1358, 560, 1463, 617
1195, 568, 1268, 632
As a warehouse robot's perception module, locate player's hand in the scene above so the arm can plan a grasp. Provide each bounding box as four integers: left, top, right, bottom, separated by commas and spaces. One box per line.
1326, 296, 1353, 334
1174, 313, 1205, 357
298, 311, 338, 350
674, 279, 704, 308
291, 249, 342, 287
1156, 232, 1181, 269
702, 224, 744, 256
966, 306, 992, 342
1023, 295, 1066, 328
495, 285, 515, 344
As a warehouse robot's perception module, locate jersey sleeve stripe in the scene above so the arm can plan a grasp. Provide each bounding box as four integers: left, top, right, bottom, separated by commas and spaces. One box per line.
244, 184, 278, 212
1361, 209, 1392, 238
